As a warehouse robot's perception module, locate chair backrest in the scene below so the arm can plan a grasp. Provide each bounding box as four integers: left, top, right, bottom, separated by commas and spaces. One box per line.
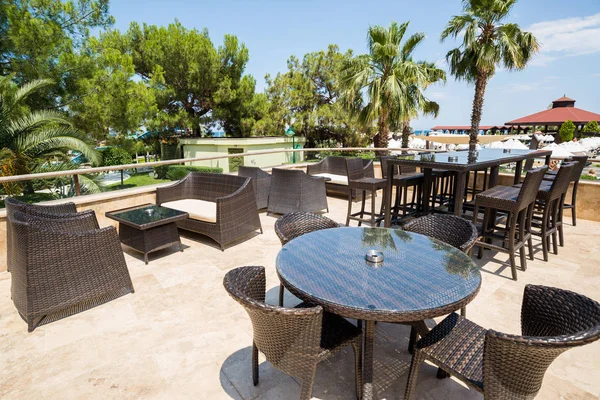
523, 135, 541, 172
379, 156, 399, 179
545, 162, 576, 202
223, 266, 323, 378
274, 212, 339, 245
569, 155, 588, 182
483, 284, 600, 398
237, 166, 271, 209
515, 166, 548, 210
345, 158, 366, 181
402, 214, 478, 253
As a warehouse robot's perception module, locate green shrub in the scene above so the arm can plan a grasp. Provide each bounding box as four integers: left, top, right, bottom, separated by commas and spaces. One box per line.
582, 120, 599, 133
165, 165, 223, 181
559, 120, 576, 142
580, 174, 598, 181
101, 147, 132, 166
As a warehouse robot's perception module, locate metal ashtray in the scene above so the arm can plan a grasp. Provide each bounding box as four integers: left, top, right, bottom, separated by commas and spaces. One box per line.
144, 208, 155, 216
448, 156, 458, 162
365, 250, 384, 263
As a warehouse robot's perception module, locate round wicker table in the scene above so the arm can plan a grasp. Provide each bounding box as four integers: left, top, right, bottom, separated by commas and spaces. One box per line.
276, 227, 481, 400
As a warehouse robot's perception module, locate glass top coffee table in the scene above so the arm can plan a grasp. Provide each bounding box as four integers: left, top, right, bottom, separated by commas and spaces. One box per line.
106, 204, 189, 264
276, 227, 481, 399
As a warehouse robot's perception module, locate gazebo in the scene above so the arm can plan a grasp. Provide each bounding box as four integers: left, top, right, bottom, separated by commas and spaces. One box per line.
505, 96, 600, 133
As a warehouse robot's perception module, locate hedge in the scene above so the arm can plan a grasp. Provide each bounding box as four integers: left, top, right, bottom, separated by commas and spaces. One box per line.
154, 165, 223, 180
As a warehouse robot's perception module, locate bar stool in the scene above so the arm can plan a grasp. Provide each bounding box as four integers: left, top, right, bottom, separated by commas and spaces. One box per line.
517, 162, 575, 261
543, 155, 587, 226
379, 156, 424, 223
430, 169, 455, 210
472, 166, 548, 280
345, 158, 387, 227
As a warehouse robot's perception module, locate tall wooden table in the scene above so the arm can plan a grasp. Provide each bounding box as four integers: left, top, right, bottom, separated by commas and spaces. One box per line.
383, 148, 552, 227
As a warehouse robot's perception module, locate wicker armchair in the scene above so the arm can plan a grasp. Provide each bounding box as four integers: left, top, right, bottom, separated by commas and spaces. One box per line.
402, 214, 478, 253
156, 172, 262, 250
274, 212, 340, 246
5, 197, 80, 272
267, 168, 328, 215
274, 212, 340, 306
405, 284, 600, 400
223, 266, 362, 400
10, 210, 134, 332
238, 166, 272, 210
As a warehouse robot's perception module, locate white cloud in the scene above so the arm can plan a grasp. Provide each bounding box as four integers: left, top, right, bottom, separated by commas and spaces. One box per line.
527, 13, 600, 66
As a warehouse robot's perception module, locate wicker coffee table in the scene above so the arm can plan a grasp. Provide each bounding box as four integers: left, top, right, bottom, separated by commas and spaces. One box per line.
276, 227, 481, 399
106, 204, 189, 264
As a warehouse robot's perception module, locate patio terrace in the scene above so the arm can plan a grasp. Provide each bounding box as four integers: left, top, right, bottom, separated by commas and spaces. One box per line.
1, 194, 599, 399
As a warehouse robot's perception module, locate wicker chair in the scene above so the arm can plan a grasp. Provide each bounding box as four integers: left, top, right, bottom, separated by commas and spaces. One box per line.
223, 266, 362, 400
405, 284, 600, 400
307, 155, 374, 198
267, 168, 328, 215
403, 214, 478, 253
10, 210, 134, 332
5, 197, 80, 272
156, 172, 262, 250
274, 212, 340, 306
526, 162, 576, 261
473, 166, 548, 280
543, 155, 588, 226
238, 166, 272, 210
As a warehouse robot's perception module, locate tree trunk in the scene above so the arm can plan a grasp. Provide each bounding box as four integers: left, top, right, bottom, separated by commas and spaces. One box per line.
401, 120, 411, 152
376, 102, 390, 156
469, 72, 488, 151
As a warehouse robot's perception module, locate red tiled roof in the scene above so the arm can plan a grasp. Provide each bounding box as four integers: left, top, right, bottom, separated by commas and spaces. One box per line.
553, 96, 575, 102
505, 107, 600, 126
431, 125, 509, 131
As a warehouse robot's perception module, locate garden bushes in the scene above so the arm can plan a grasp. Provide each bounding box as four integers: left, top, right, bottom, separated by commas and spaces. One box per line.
153, 165, 223, 180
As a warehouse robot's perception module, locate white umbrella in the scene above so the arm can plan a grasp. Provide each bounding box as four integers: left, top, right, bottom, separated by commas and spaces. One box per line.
486, 141, 505, 149
503, 138, 528, 150
559, 141, 587, 156
543, 134, 555, 143
579, 137, 600, 151
544, 143, 573, 159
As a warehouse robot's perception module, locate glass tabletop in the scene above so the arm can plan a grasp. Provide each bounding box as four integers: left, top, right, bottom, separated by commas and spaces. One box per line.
397, 148, 545, 166
106, 204, 187, 228
276, 227, 481, 321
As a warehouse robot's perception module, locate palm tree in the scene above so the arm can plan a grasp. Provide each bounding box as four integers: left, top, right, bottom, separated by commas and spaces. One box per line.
0, 77, 100, 194
341, 21, 446, 152
441, 0, 539, 149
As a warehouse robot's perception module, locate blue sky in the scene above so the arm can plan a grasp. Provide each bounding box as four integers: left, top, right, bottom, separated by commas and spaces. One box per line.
108, 0, 600, 129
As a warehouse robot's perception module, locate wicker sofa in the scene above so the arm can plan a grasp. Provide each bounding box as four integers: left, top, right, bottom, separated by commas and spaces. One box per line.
9, 209, 134, 332
307, 156, 374, 197
237, 166, 272, 210
156, 172, 262, 250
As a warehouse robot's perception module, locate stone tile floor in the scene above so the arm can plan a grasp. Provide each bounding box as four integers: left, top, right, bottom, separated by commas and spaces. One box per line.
0, 195, 599, 399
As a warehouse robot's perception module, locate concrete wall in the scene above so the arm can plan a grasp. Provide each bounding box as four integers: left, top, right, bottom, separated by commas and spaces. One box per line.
180, 137, 306, 173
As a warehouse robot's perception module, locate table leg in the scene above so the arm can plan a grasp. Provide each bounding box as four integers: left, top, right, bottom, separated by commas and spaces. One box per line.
489, 165, 500, 188
514, 160, 523, 184
451, 171, 466, 216
362, 320, 376, 400
422, 168, 433, 215
545, 154, 551, 165
384, 163, 394, 227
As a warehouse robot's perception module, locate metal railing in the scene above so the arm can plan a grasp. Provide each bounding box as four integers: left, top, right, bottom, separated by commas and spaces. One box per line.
0, 147, 596, 197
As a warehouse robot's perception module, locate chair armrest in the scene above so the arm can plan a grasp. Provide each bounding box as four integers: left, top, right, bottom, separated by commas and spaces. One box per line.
307, 159, 325, 175
156, 179, 188, 204
216, 180, 258, 222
